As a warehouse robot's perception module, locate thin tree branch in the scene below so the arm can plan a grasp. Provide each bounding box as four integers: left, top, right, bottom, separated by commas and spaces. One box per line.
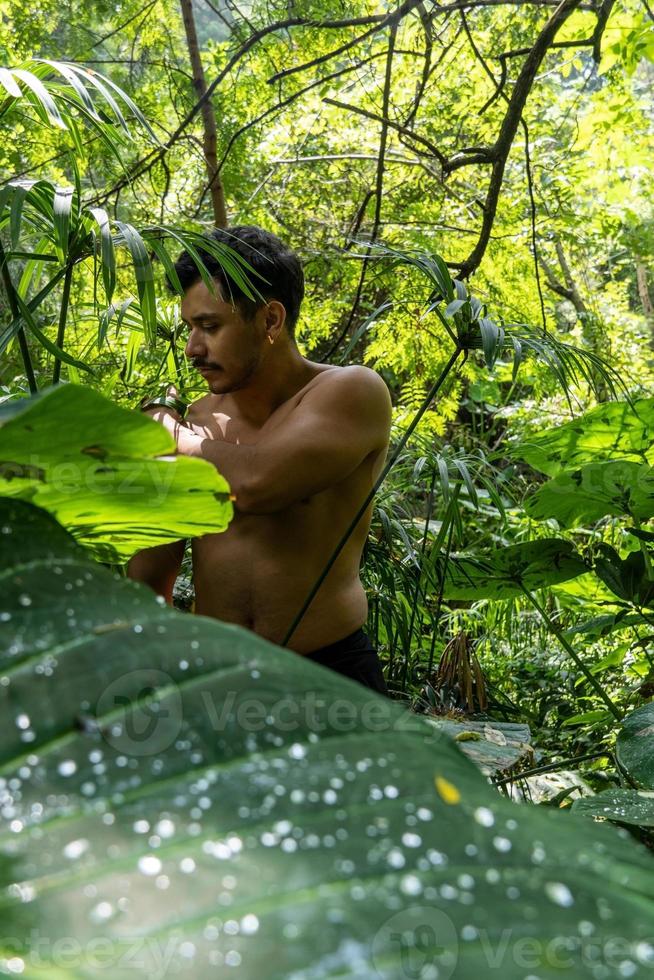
0, 238, 37, 394
93, 10, 415, 204
521, 118, 547, 331
199, 0, 234, 33
267, 0, 421, 85
402, 1, 434, 129
93, 0, 594, 205
323, 97, 448, 166
457, 0, 585, 278
539, 252, 575, 300
91, 0, 159, 48
195, 50, 390, 212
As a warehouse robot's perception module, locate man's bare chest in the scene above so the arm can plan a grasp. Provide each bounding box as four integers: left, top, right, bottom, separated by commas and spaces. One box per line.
184, 399, 294, 447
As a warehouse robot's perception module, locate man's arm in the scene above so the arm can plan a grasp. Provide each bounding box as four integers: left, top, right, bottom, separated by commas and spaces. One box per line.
175, 367, 391, 514
127, 539, 186, 604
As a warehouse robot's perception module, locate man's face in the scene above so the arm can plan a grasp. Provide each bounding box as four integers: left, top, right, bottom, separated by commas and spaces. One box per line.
181, 279, 264, 394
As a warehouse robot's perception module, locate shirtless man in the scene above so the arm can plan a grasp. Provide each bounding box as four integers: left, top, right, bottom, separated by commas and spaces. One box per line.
128, 226, 392, 694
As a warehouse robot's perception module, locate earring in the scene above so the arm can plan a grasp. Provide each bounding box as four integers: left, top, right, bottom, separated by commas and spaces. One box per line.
268, 335, 274, 345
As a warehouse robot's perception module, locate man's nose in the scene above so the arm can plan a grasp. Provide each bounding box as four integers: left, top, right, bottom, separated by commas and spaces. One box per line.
184, 327, 205, 359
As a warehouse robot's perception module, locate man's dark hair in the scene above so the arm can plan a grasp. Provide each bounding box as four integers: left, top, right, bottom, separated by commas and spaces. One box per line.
173, 225, 304, 336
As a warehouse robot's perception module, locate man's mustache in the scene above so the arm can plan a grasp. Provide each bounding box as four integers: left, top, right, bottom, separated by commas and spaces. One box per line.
191, 360, 221, 370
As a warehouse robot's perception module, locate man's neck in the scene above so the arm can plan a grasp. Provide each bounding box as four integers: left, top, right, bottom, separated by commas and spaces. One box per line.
222, 344, 318, 427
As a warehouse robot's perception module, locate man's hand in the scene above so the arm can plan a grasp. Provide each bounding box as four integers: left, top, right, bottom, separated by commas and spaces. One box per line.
142, 385, 197, 448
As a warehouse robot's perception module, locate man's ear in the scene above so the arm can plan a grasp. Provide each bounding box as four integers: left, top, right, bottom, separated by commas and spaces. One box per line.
264, 300, 286, 342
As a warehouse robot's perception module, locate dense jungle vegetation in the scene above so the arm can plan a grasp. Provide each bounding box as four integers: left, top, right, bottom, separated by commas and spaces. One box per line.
2, 0, 654, 977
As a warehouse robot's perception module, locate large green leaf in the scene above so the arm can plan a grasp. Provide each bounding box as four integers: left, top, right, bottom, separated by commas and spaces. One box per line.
526, 460, 654, 526
572, 789, 654, 827
436, 539, 587, 600
0, 385, 232, 561
616, 702, 654, 788
3, 499, 654, 978
513, 399, 654, 476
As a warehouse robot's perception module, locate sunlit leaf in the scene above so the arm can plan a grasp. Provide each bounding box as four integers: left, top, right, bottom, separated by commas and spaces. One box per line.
0, 385, 233, 561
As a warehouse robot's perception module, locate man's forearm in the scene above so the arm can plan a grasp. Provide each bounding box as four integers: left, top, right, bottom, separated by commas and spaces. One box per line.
176, 426, 259, 511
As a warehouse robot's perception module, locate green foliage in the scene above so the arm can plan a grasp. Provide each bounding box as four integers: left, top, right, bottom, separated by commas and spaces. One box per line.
3, 497, 654, 978
0, 384, 233, 561
0, 59, 263, 394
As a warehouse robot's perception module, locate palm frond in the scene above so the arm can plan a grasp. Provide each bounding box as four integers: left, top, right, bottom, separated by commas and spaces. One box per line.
0, 60, 159, 147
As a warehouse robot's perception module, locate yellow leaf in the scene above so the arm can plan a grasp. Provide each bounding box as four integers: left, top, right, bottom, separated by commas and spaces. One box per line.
435, 776, 461, 805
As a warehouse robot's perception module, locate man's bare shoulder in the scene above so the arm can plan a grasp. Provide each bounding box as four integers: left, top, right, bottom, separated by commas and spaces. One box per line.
306, 364, 391, 408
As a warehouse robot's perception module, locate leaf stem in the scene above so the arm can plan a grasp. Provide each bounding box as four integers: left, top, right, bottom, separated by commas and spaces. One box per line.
521, 586, 623, 721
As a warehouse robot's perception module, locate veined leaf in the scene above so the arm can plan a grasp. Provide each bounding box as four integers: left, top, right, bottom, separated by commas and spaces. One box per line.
0, 66, 21, 98
0, 270, 67, 357
11, 67, 66, 128
9, 183, 31, 247
445, 298, 466, 317
512, 399, 654, 477
36, 58, 100, 119
562, 710, 612, 727
478, 317, 505, 369
57, 59, 160, 142
88, 207, 116, 305
526, 460, 654, 526
53, 185, 74, 262
123, 324, 142, 383
15, 293, 92, 375
435, 539, 587, 600
594, 545, 654, 607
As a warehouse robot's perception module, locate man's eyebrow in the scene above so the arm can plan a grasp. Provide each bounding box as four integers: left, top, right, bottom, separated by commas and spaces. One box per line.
180, 313, 222, 325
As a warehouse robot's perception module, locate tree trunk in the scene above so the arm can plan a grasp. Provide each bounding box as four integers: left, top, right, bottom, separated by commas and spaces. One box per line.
180, 0, 228, 227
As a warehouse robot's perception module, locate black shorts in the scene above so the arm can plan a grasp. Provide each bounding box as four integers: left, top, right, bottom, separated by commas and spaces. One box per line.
304, 628, 388, 696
